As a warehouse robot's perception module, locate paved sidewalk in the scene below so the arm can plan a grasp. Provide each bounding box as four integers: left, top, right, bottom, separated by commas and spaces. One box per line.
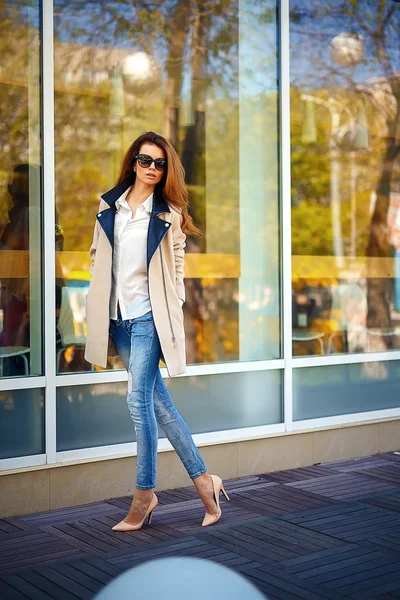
1, 452, 400, 599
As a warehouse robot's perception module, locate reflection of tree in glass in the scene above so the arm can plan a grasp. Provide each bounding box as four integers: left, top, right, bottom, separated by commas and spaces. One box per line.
0, 2, 38, 198
52, 0, 279, 364
290, 0, 400, 349
52, 0, 240, 254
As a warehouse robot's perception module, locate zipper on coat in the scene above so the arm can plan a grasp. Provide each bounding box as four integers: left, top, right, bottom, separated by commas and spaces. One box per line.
159, 245, 176, 348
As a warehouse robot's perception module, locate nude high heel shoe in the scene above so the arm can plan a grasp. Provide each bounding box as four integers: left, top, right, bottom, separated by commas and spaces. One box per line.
112, 493, 158, 532
202, 474, 230, 527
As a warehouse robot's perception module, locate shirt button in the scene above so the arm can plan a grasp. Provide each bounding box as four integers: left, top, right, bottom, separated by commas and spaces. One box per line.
165, 223, 169, 227
98, 213, 102, 217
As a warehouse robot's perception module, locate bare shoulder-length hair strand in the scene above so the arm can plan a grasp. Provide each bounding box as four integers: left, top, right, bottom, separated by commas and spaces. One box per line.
116, 131, 201, 237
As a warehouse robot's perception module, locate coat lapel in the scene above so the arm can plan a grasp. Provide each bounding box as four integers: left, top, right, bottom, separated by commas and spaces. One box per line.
99, 177, 171, 265
100, 174, 135, 206
97, 175, 136, 251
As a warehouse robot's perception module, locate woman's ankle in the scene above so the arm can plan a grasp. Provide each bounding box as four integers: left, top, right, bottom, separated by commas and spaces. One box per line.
134, 488, 154, 502
193, 472, 211, 488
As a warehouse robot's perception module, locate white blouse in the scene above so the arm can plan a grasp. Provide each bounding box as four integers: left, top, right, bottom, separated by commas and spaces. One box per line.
110, 189, 153, 321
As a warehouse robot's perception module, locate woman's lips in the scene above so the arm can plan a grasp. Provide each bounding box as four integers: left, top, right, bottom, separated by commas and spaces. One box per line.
145, 173, 156, 178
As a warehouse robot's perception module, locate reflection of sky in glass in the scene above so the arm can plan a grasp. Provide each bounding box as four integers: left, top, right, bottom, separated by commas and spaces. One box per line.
4, 2, 40, 27
239, 0, 278, 96
53, 0, 279, 100
290, 0, 399, 89
54, 1, 229, 89
54, 0, 169, 69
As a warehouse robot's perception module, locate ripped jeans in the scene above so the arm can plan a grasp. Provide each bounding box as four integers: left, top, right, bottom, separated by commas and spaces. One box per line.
109, 310, 207, 489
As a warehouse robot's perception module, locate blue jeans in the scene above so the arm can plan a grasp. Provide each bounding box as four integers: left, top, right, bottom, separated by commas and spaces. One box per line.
109, 310, 207, 489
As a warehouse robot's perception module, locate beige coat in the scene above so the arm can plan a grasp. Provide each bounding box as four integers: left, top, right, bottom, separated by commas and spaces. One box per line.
84, 179, 186, 376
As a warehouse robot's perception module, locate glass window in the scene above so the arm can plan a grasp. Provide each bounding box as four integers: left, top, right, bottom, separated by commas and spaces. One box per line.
290, 1, 400, 357
57, 370, 282, 451
54, 0, 280, 373
0, 2, 43, 378
0, 388, 44, 458
294, 360, 400, 421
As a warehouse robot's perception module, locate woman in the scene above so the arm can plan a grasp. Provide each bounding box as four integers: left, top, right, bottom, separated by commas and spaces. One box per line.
85, 131, 229, 531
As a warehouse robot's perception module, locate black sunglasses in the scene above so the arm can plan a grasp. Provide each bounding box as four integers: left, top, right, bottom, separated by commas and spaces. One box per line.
135, 154, 167, 171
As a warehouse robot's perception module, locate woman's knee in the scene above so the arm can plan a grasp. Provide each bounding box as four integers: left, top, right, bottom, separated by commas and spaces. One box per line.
127, 373, 157, 427
126, 393, 141, 424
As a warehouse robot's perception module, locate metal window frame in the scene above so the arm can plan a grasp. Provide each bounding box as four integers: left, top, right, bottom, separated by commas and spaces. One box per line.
0, 0, 399, 474
0, 455, 47, 472
42, 0, 57, 466
280, 0, 293, 434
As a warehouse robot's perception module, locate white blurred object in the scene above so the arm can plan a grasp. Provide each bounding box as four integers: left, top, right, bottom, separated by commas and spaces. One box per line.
330, 32, 364, 67
57, 287, 85, 346
328, 281, 397, 357
123, 52, 152, 80
327, 282, 368, 354
94, 557, 266, 600
363, 77, 398, 122
56, 286, 93, 372
122, 52, 161, 94
387, 192, 400, 251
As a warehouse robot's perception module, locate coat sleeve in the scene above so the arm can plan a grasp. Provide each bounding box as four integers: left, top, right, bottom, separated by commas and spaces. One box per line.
172, 211, 186, 305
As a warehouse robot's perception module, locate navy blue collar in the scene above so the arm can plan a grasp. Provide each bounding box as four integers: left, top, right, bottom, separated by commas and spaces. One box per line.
100, 176, 170, 216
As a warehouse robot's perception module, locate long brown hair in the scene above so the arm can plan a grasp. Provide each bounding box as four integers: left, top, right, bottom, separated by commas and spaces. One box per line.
116, 131, 201, 237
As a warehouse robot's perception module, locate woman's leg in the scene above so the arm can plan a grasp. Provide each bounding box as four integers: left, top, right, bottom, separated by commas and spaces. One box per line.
112, 313, 205, 486
111, 311, 160, 490
153, 370, 206, 479
113, 312, 219, 523
153, 371, 218, 515
115, 312, 161, 527
127, 312, 160, 490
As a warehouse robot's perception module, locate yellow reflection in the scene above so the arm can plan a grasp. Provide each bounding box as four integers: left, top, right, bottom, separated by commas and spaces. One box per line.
0, 251, 397, 281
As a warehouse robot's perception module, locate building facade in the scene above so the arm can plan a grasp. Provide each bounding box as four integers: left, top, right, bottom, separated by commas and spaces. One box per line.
1, 0, 399, 517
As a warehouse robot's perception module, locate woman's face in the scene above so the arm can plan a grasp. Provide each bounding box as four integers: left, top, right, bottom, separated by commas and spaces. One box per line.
135, 143, 166, 187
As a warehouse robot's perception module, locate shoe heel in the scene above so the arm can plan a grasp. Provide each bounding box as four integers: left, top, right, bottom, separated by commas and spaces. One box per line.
147, 509, 154, 525
221, 485, 230, 502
